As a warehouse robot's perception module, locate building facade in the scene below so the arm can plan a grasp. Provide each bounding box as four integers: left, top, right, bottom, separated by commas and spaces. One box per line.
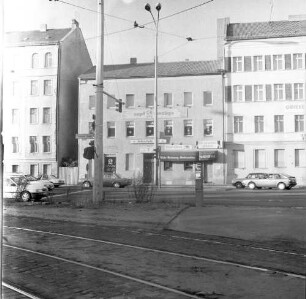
3, 20, 92, 176
222, 19, 306, 185
77, 60, 226, 185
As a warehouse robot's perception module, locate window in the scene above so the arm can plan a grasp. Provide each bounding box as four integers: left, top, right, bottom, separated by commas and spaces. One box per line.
254, 149, 266, 168
30, 108, 38, 124
31, 53, 39, 68
89, 95, 95, 109
126, 121, 135, 137
294, 83, 303, 100
31, 80, 38, 95
164, 120, 173, 136
233, 57, 242, 72
30, 164, 38, 176
126, 94, 135, 108
274, 84, 284, 101
184, 162, 193, 171
12, 109, 19, 124
233, 85, 243, 102
293, 53, 303, 69
184, 120, 193, 136
295, 115, 304, 132
12, 137, 19, 153
184, 92, 192, 107
274, 115, 284, 132
146, 121, 154, 136
42, 136, 51, 152
44, 80, 52, 95
125, 153, 134, 171
274, 149, 285, 167
12, 165, 20, 173
29, 136, 38, 153
44, 52, 52, 67
203, 119, 213, 136
234, 116, 243, 133
43, 164, 51, 175
273, 54, 283, 70
107, 122, 115, 137
254, 116, 264, 133
295, 149, 306, 167
164, 161, 173, 171
164, 93, 173, 107
254, 85, 264, 101
146, 93, 154, 108
203, 91, 212, 105
233, 150, 245, 168
107, 95, 116, 108
253, 56, 263, 71
43, 107, 51, 124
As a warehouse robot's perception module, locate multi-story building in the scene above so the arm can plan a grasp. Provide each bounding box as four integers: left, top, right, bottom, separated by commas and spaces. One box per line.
221, 18, 306, 185
3, 20, 92, 176
77, 59, 226, 185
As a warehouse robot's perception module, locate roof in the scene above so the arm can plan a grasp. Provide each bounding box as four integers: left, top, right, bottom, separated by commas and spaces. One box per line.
226, 20, 306, 41
79, 60, 222, 80
5, 28, 72, 46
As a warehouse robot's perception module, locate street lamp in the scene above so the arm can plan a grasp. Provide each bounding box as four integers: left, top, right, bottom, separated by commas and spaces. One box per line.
145, 2, 161, 187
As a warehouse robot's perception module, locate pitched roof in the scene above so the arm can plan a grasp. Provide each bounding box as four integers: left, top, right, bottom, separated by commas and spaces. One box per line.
227, 20, 306, 41
80, 60, 222, 80
5, 28, 71, 46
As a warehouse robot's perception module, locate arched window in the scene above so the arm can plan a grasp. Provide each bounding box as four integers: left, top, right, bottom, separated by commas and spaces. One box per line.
45, 52, 52, 68
31, 53, 39, 68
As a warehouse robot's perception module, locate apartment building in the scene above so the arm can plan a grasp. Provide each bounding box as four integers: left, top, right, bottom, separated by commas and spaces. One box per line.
77, 59, 226, 185
3, 20, 92, 176
221, 18, 306, 184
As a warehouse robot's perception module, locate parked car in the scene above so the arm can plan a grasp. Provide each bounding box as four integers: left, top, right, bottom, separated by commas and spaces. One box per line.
242, 173, 297, 190
36, 174, 65, 188
3, 173, 48, 201
25, 175, 54, 191
82, 173, 132, 188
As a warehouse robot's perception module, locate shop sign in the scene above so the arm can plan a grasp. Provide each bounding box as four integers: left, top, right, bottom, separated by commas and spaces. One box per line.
285, 104, 304, 110
199, 151, 217, 161
160, 151, 198, 161
131, 139, 167, 144
164, 144, 193, 151
104, 156, 116, 173
140, 147, 154, 153
198, 140, 222, 149
123, 108, 186, 119
75, 133, 94, 139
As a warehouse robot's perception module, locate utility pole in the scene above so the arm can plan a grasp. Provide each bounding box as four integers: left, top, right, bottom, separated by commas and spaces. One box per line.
93, 0, 104, 202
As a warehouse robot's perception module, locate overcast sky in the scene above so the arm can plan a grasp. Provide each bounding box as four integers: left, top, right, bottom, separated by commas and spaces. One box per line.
4, 0, 306, 65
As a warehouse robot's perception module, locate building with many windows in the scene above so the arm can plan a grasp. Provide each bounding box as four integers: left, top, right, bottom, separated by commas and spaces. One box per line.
221, 18, 306, 184
77, 59, 226, 185
3, 20, 92, 176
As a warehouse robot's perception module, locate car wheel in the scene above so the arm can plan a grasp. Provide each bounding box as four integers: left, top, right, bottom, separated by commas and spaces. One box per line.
20, 191, 31, 202
82, 181, 92, 188
248, 182, 256, 190
235, 182, 244, 189
113, 182, 121, 188
278, 182, 286, 190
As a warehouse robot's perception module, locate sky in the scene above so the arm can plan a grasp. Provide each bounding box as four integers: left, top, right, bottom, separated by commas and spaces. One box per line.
3, 0, 306, 65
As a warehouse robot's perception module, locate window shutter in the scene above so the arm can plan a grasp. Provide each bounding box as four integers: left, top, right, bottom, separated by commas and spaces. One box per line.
224, 57, 231, 72
285, 54, 291, 70
245, 85, 252, 101
265, 85, 272, 101
225, 86, 232, 102
265, 55, 271, 70
244, 56, 252, 71
285, 84, 292, 100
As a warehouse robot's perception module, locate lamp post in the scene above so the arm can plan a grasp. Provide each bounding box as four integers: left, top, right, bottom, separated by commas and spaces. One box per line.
145, 2, 161, 187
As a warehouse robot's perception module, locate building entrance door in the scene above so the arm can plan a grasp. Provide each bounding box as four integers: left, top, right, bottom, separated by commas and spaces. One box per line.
143, 154, 154, 183
204, 162, 213, 183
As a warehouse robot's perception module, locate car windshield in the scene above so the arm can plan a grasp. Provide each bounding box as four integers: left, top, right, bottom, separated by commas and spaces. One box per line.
25, 175, 37, 181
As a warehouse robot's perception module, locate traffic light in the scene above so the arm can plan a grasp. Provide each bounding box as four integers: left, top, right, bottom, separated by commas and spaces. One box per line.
153, 146, 161, 159
115, 100, 123, 113
91, 114, 95, 132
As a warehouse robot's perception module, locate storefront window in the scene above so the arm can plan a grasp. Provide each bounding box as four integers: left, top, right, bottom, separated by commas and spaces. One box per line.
184, 162, 193, 171
164, 161, 173, 171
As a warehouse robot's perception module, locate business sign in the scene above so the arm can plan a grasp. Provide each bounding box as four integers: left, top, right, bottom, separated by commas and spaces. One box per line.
160, 151, 198, 161
123, 108, 187, 119
285, 104, 304, 110
164, 144, 193, 151
139, 147, 155, 153
197, 140, 223, 149
199, 151, 217, 161
131, 139, 167, 144
75, 133, 94, 139
104, 156, 116, 173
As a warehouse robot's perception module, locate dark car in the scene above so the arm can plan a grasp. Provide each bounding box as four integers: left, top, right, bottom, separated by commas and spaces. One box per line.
82, 173, 132, 188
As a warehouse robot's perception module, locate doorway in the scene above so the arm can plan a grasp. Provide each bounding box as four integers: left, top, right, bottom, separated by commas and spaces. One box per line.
143, 154, 154, 183
204, 162, 213, 183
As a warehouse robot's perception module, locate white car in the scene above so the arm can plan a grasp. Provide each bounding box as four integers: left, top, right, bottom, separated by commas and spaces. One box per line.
3, 173, 48, 201
37, 174, 65, 187
25, 175, 55, 190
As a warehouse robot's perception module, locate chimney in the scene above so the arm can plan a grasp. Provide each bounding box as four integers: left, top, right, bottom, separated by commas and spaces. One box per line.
40, 24, 47, 32
72, 19, 79, 29
130, 57, 137, 64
